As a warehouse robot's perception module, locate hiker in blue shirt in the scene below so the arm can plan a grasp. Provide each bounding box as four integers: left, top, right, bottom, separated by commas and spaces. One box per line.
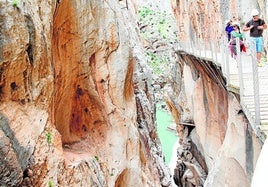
225, 20, 234, 42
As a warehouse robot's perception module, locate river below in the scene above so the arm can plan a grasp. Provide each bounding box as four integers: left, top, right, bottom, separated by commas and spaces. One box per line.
156, 104, 178, 165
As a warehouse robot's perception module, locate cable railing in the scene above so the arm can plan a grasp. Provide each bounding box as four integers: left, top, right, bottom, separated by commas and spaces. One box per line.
177, 38, 268, 140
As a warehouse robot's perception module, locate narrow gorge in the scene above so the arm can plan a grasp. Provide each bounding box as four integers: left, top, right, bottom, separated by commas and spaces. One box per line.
0, 0, 266, 187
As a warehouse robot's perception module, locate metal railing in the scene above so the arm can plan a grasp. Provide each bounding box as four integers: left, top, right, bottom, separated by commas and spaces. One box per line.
176, 37, 268, 140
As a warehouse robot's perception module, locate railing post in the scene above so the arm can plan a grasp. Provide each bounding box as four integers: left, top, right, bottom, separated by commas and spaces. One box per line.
188, 41, 190, 52
198, 38, 201, 57
201, 40, 207, 58
193, 39, 197, 56
220, 39, 225, 74
190, 40, 193, 54
225, 40, 230, 86
213, 41, 217, 62
210, 41, 214, 60
236, 38, 244, 97
250, 40, 261, 126
215, 41, 218, 63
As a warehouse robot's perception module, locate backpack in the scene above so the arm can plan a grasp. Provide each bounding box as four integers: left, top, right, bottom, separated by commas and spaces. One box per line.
250, 18, 263, 26
250, 18, 264, 35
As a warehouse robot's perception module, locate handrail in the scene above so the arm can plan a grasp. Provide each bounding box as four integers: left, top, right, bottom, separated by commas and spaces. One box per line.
177, 37, 268, 140
250, 41, 261, 126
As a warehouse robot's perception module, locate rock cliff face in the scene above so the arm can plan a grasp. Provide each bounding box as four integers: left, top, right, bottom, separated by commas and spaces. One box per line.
1, 0, 266, 186
170, 53, 262, 186
0, 0, 171, 186
171, 0, 267, 41
169, 0, 265, 186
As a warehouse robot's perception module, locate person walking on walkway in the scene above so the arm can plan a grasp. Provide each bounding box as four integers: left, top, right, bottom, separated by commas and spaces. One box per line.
225, 20, 234, 42
229, 22, 246, 59
243, 9, 267, 67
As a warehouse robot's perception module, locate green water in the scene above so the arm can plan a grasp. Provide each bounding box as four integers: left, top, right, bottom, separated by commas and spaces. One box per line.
156, 106, 178, 164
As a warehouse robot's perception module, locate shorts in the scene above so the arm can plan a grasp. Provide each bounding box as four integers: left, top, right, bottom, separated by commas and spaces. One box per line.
250, 37, 263, 52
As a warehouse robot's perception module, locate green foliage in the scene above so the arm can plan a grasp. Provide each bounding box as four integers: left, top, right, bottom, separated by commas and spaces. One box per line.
110, 168, 115, 176
46, 132, 52, 145
137, 5, 178, 75
94, 156, 99, 161
48, 180, 53, 187
146, 52, 168, 75
12, 0, 18, 7
157, 18, 168, 39
138, 7, 154, 18
138, 6, 177, 42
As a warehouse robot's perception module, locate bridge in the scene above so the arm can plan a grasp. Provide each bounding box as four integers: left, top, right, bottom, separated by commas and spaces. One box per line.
177, 38, 268, 142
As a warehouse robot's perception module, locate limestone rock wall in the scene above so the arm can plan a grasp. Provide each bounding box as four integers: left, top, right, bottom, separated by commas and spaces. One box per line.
0, 0, 171, 186
172, 54, 262, 186
171, 0, 267, 41
0, 1, 55, 186
165, 50, 263, 186
169, 1, 266, 186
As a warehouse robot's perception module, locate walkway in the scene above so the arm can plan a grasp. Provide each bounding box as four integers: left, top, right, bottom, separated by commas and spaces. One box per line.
177, 39, 268, 141
228, 54, 268, 128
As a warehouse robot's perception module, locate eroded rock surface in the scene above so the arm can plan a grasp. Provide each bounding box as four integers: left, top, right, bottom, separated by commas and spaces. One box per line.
0, 0, 171, 186
169, 52, 262, 187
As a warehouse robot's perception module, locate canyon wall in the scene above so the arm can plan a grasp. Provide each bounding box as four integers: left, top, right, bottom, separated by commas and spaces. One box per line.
171, 0, 267, 41
170, 53, 262, 186
169, 0, 266, 186
1, 0, 266, 186
0, 0, 171, 186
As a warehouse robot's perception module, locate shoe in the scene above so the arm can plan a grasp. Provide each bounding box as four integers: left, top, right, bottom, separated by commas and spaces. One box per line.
257, 62, 263, 67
